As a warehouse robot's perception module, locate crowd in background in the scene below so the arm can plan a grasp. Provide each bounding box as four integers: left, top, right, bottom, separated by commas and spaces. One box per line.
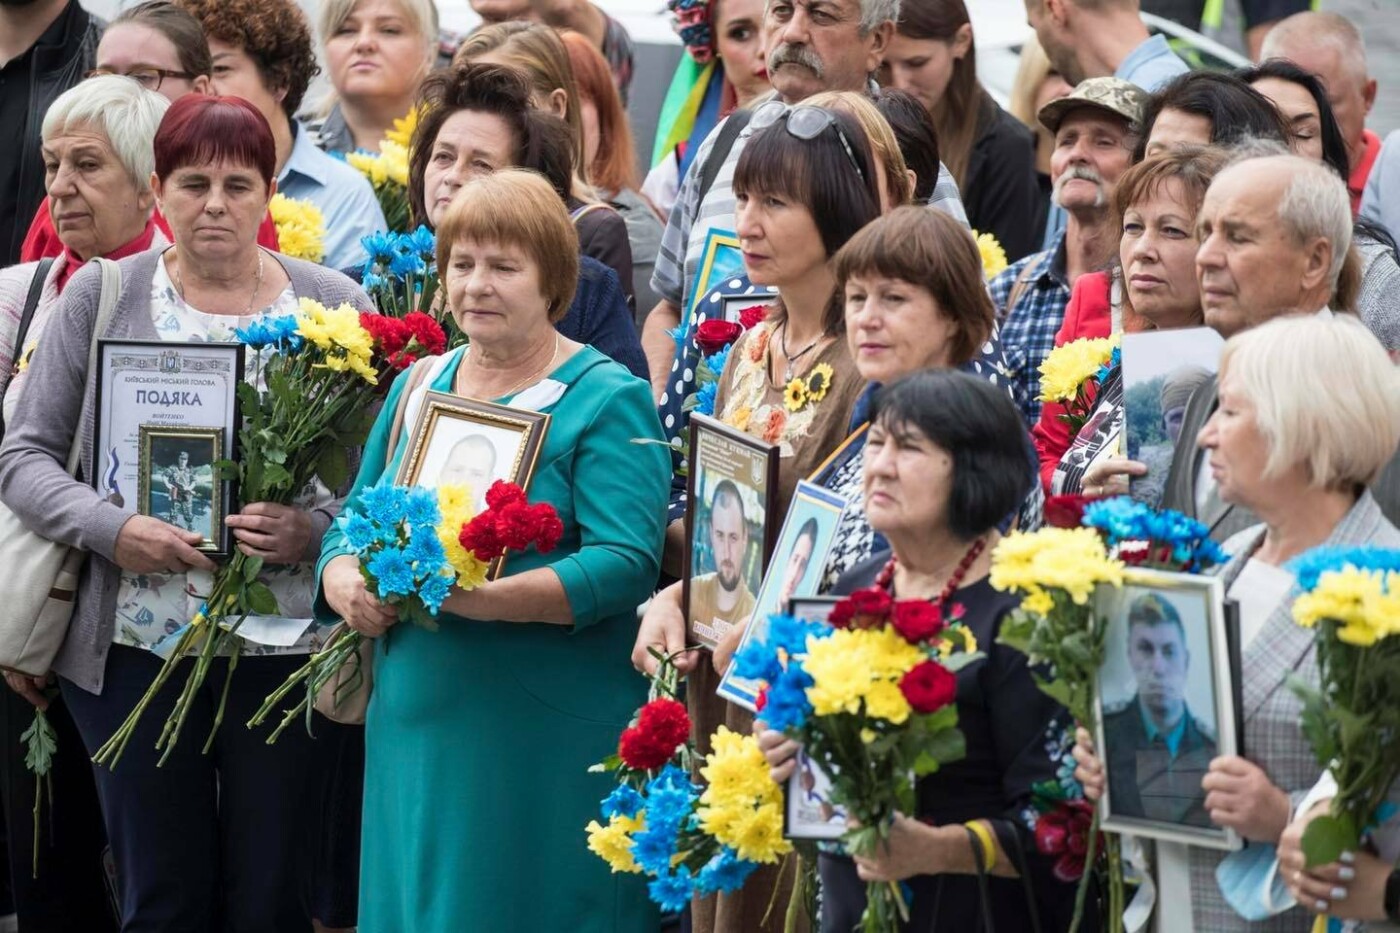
0, 0, 1398, 929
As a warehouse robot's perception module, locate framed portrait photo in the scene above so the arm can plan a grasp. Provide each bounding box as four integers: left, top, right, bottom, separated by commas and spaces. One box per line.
94, 339, 243, 537
137, 426, 227, 554
717, 481, 848, 709
686, 229, 744, 318
1093, 568, 1242, 850
683, 414, 779, 651
394, 390, 551, 580
784, 749, 848, 841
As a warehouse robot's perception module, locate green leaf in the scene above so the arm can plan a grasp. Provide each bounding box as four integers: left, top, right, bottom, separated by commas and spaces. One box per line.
316, 445, 349, 492
239, 555, 265, 582
261, 463, 294, 490
941, 651, 985, 674
243, 581, 280, 615
21, 710, 56, 776
1301, 812, 1359, 867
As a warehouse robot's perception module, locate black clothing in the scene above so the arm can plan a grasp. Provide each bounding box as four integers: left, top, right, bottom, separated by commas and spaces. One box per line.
818, 551, 1087, 933
0, 0, 101, 266
965, 95, 1043, 264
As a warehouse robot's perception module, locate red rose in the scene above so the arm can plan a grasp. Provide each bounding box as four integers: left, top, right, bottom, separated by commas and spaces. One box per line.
485, 481, 526, 511
1043, 494, 1090, 529
738, 305, 768, 330
890, 600, 945, 643
828, 600, 854, 629
1034, 816, 1068, 856
842, 587, 892, 629
1033, 801, 1098, 882
694, 320, 743, 354
636, 698, 691, 752
899, 660, 957, 713
618, 725, 674, 770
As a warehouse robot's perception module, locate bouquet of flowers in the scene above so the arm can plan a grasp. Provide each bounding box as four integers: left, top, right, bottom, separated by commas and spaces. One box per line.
361, 227, 463, 349
344, 110, 417, 233
1286, 547, 1400, 867
992, 497, 1226, 932
249, 480, 561, 739
1038, 336, 1120, 439
268, 193, 327, 263
586, 654, 788, 913
91, 302, 447, 770
731, 588, 980, 932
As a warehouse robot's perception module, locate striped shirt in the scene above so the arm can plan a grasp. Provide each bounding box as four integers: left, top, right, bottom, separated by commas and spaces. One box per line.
650, 110, 969, 318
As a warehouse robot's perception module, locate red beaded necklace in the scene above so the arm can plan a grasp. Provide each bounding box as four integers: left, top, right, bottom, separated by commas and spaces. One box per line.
874, 537, 987, 607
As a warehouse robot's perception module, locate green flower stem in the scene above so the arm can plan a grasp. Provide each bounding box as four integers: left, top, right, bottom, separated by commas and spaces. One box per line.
1069, 808, 1103, 933
202, 636, 242, 754
91, 623, 201, 770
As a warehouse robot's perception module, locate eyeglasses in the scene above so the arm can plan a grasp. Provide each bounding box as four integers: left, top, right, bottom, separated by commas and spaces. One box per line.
749, 100, 867, 183
86, 67, 197, 92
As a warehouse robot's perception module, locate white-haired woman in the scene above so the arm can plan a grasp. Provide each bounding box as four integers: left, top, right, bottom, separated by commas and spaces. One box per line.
310, 0, 439, 154
1073, 314, 1400, 930
0, 74, 170, 931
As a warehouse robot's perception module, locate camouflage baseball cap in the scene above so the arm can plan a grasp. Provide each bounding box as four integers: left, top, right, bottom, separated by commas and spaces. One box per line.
1038, 77, 1148, 134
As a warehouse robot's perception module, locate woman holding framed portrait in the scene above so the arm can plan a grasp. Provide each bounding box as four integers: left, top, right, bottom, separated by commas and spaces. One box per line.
0, 94, 371, 931
758, 370, 1088, 930
1073, 315, 1400, 930
315, 168, 669, 932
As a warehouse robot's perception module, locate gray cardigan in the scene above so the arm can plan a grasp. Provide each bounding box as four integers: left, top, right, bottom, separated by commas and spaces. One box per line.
0, 248, 372, 694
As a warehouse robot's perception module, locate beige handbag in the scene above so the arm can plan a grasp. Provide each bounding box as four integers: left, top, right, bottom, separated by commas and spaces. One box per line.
313, 355, 436, 723
0, 258, 122, 676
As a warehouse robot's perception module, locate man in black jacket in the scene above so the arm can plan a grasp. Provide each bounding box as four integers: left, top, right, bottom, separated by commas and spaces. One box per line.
0, 0, 102, 266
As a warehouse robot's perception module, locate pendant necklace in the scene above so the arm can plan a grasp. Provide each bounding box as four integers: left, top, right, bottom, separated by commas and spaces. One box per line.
457, 333, 560, 399
777, 320, 824, 384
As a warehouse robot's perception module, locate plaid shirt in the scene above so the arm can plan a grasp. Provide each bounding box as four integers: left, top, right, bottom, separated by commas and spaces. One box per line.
988, 230, 1071, 425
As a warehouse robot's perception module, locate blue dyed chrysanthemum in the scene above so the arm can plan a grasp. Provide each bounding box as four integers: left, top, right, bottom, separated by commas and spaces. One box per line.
360, 484, 407, 527
695, 847, 757, 896
366, 547, 415, 598
418, 572, 452, 614
648, 866, 694, 913
644, 784, 695, 837
401, 486, 441, 529
704, 344, 731, 379
404, 527, 446, 567
760, 666, 814, 732
632, 824, 679, 875
402, 225, 436, 266
361, 231, 398, 267
343, 514, 379, 552
1290, 546, 1400, 593
693, 380, 719, 417
600, 784, 645, 820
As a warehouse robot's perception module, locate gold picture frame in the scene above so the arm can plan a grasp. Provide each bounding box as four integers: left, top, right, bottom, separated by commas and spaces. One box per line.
394, 390, 551, 580
137, 425, 227, 555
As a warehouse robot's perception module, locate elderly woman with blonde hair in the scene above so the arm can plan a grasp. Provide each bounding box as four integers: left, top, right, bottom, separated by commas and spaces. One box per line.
1074, 314, 1400, 930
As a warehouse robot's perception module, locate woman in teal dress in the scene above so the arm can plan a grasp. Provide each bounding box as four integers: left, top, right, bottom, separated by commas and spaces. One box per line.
316, 169, 669, 931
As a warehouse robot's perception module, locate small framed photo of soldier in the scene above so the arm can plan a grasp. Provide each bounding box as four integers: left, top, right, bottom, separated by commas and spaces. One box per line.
1093, 569, 1242, 850
784, 749, 848, 841
395, 391, 551, 579
137, 426, 227, 554
683, 414, 779, 651
717, 481, 848, 709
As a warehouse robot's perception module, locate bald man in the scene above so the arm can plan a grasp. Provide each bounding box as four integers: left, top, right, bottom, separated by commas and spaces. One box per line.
1262, 11, 1380, 212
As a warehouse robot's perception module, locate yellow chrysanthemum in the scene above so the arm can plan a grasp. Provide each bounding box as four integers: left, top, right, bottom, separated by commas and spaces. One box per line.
802, 627, 923, 719
975, 230, 1008, 280
990, 527, 1124, 608
384, 107, 420, 148
585, 812, 644, 874
864, 678, 912, 725
696, 727, 790, 863
805, 362, 834, 402
1038, 335, 1120, 403
297, 298, 378, 383
783, 378, 809, 412
436, 484, 490, 589
268, 193, 326, 263
1293, 568, 1400, 646
380, 140, 410, 187
346, 150, 389, 187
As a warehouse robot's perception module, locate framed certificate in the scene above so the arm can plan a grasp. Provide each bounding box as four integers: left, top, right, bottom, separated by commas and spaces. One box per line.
94, 340, 243, 557
682, 414, 779, 651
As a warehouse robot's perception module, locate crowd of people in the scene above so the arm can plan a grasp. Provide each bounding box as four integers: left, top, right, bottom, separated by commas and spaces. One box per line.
0, 0, 1397, 929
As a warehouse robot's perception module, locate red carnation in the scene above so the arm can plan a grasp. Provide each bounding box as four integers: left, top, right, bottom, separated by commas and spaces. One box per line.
695, 319, 743, 354
1033, 800, 1098, 882
360, 312, 409, 355
1044, 494, 1091, 529
899, 660, 957, 713
738, 305, 768, 330
890, 600, 946, 643
636, 698, 691, 752
485, 481, 526, 511
404, 312, 447, 356
459, 515, 505, 562
528, 503, 563, 553
618, 725, 675, 771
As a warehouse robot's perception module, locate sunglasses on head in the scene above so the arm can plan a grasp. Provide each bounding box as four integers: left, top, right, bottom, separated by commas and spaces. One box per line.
749, 100, 867, 183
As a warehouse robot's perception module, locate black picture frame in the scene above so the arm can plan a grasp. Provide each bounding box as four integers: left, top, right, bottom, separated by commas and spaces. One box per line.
682, 413, 780, 651
137, 426, 225, 554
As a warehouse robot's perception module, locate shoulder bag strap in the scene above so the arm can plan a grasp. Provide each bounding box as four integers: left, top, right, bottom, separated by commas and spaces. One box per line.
382, 357, 436, 470
1004, 258, 1039, 320
66, 258, 122, 477
696, 108, 752, 207
0, 257, 56, 442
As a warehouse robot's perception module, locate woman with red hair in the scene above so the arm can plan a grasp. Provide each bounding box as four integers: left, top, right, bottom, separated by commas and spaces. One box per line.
561, 30, 664, 322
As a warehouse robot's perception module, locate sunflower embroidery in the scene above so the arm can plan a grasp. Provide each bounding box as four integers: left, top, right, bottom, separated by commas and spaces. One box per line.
783, 378, 809, 412
805, 363, 834, 402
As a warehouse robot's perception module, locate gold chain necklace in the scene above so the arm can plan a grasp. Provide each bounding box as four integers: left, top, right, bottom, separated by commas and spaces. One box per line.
172, 248, 265, 316
456, 333, 561, 400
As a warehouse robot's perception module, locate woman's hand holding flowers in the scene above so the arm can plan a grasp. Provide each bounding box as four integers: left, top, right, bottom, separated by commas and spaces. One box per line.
1279, 799, 1387, 919
1071, 726, 1106, 802
631, 583, 698, 677
324, 554, 399, 638
226, 502, 313, 564
114, 514, 217, 575
851, 813, 940, 883
1202, 756, 1292, 843
753, 722, 800, 783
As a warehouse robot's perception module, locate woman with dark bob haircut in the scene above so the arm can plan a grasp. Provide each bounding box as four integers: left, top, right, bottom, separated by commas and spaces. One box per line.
406, 62, 646, 378
759, 369, 1090, 931
1236, 58, 1350, 177
631, 103, 881, 933
1136, 71, 1291, 161
0, 94, 370, 930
